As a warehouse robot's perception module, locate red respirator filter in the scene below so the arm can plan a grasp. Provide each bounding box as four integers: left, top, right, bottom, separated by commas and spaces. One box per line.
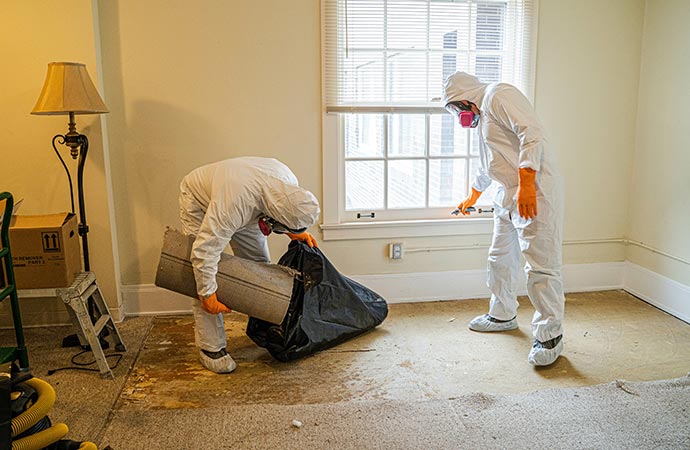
258, 217, 272, 236
459, 111, 475, 128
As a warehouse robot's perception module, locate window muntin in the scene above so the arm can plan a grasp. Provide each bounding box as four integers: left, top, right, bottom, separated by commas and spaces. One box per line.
343, 113, 494, 217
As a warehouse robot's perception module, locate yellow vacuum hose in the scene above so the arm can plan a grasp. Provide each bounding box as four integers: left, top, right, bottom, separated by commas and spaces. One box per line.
11, 422, 69, 450
11, 377, 56, 438
10, 377, 99, 449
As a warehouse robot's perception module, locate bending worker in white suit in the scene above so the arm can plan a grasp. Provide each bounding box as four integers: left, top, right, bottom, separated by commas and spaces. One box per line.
179, 157, 320, 373
443, 72, 565, 366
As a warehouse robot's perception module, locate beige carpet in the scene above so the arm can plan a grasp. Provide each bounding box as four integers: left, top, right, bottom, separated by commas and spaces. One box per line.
1, 316, 153, 443
100, 375, 690, 449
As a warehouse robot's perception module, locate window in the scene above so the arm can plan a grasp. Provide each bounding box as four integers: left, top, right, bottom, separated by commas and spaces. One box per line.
322, 0, 536, 228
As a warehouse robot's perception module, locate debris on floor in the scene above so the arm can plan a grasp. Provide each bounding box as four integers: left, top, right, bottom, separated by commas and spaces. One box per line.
292, 419, 303, 428
615, 379, 639, 396
324, 348, 376, 353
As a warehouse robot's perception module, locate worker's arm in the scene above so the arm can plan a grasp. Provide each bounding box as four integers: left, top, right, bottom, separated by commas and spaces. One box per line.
488, 86, 546, 174
488, 86, 544, 219
286, 231, 318, 248
192, 199, 242, 313
190, 199, 245, 298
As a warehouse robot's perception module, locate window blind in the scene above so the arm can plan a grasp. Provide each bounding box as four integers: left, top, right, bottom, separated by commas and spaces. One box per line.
322, 0, 536, 113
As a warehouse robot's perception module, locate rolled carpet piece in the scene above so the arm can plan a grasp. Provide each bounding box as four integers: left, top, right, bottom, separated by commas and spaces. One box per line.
155, 227, 297, 324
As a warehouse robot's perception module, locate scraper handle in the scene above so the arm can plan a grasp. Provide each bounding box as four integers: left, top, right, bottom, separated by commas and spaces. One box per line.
451, 207, 476, 215
451, 207, 495, 215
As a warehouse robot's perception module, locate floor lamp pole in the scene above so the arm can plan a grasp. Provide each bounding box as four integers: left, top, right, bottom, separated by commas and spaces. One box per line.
52, 112, 91, 272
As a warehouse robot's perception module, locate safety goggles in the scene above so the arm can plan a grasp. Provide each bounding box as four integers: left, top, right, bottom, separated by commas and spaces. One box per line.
444, 100, 474, 115
258, 216, 307, 236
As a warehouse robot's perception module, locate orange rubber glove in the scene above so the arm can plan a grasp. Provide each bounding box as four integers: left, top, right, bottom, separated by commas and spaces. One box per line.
199, 292, 231, 315
517, 167, 538, 219
456, 188, 483, 215
286, 231, 318, 248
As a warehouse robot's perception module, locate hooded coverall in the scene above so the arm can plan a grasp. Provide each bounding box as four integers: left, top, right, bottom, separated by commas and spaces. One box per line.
443, 72, 565, 344
179, 157, 320, 354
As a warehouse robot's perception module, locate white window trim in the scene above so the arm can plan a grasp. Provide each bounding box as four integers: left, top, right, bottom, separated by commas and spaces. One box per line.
320, 0, 540, 241
321, 217, 495, 241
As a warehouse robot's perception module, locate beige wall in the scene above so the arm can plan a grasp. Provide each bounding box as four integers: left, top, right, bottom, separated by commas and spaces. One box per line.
0, 0, 120, 322
536, 0, 644, 241
97, 0, 323, 284
628, 0, 690, 285
6, 0, 675, 316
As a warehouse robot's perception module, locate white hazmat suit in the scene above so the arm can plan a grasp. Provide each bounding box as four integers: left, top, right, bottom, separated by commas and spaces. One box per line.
443, 72, 565, 366
179, 157, 320, 372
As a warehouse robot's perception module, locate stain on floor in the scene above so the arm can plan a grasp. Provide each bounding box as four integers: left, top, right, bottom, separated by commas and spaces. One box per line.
118, 314, 396, 410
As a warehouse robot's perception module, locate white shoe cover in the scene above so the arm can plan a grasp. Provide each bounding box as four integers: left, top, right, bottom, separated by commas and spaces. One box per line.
528, 338, 563, 366
199, 350, 237, 374
468, 314, 518, 332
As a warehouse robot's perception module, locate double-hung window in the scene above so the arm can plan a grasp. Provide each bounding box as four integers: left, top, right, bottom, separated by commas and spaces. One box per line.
322, 0, 537, 235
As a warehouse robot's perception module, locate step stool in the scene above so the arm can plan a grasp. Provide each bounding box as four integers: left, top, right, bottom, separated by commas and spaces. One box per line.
19, 271, 126, 378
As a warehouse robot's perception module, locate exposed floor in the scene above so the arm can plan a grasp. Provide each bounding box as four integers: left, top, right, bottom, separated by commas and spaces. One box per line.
3, 290, 690, 448
121, 290, 690, 410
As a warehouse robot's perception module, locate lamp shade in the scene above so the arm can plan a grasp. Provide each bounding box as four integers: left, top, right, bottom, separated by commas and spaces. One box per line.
31, 62, 108, 115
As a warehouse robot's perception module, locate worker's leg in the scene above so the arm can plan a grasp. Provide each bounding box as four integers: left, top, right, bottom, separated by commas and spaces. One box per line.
469, 204, 521, 332
488, 205, 523, 320
514, 179, 565, 365
179, 188, 233, 373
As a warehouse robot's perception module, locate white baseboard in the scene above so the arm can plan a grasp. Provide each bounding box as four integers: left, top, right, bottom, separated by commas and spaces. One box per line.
351, 262, 625, 303
121, 284, 194, 317
623, 262, 690, 324
121, 262, 626, 315
351, 268, 488, 303
109, 306, 125, 323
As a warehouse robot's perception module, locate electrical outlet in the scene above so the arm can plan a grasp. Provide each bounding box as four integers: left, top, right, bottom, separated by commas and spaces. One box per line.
389, 243, 403, 260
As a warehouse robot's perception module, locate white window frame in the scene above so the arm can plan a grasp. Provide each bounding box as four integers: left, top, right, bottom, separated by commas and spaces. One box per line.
320, 0, 540, 241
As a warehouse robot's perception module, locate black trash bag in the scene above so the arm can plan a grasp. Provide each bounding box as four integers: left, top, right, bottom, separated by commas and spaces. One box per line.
246, 241, 388, 361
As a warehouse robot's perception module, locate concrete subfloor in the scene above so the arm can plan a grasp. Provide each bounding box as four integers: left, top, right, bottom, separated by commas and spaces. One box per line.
120, 290, 690, 411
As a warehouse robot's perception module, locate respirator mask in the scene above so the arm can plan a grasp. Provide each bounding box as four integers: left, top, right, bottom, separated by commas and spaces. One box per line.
445, 101, 480, 128
258, 216, 307, 236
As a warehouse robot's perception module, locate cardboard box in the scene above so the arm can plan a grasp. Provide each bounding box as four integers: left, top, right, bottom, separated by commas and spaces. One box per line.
8, 213, 82, 289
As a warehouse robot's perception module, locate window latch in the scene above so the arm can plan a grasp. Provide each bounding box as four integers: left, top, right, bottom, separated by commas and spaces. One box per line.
356, 212, 375, 219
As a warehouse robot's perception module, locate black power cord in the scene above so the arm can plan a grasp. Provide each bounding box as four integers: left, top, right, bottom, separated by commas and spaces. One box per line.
47, 349, 123, 376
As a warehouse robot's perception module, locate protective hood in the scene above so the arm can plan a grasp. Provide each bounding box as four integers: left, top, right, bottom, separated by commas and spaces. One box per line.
260, 179, 320, 232
442, 72, 489, 108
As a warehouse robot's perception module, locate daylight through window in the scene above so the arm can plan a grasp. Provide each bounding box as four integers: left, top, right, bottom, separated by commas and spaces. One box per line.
323, 0, 535, 221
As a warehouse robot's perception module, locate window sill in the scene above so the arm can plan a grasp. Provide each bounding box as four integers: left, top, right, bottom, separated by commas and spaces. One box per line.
320, 217, 494, 241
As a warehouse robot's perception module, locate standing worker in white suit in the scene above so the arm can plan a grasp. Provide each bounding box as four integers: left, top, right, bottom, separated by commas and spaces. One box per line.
443, 72, 565, 366
179, 157, 320, 373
